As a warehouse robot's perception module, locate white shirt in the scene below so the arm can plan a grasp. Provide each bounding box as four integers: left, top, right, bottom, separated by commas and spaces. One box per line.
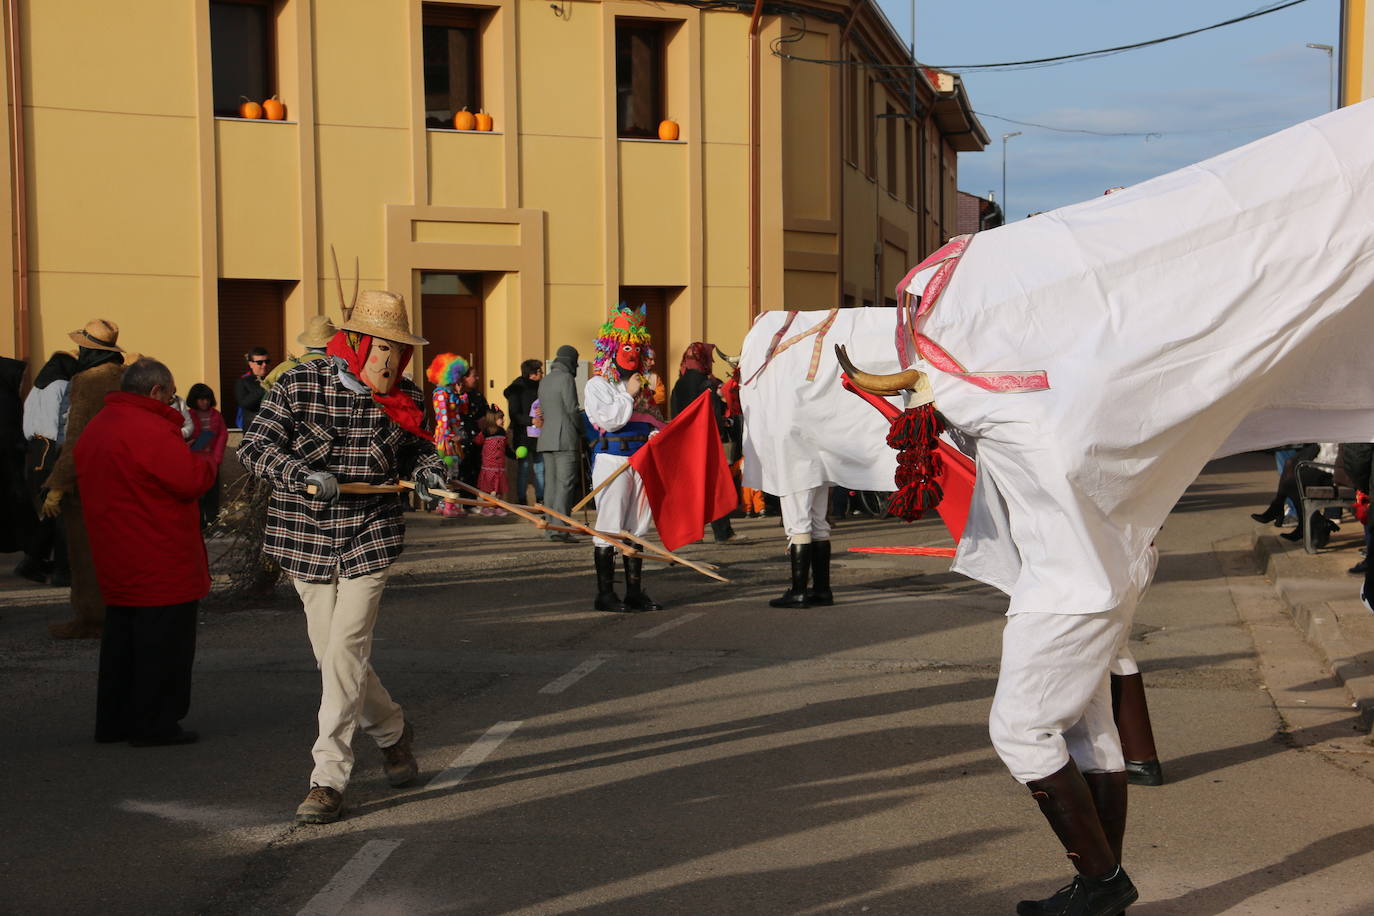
584, 374, 636, 433
22, 380, 68, 441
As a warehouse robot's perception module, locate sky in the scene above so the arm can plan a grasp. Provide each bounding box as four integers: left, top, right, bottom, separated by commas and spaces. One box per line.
871, 0, 1342, 221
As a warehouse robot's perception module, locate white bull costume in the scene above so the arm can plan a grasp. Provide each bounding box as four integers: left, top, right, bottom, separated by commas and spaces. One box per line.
807, 100, 1374, 916
738, 308, 904, 607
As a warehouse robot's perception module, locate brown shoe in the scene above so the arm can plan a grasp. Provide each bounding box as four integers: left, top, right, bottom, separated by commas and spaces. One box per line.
296, 785, 343, 824
381, 720, 418, 787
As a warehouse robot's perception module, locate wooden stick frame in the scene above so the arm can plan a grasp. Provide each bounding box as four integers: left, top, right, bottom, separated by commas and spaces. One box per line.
569, 460, 632, 513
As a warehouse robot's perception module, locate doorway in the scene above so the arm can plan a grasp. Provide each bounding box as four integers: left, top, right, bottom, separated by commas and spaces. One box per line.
420, 272, 485, 387
217, 279, 288, 428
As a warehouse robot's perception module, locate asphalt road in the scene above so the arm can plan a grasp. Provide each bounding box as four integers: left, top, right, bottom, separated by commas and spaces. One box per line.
3, 452, 1373, 915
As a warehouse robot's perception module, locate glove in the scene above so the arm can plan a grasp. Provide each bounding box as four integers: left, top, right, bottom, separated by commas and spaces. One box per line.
304, 471, 340, 504
413, 467, 445, 509
39, 490, 62, 519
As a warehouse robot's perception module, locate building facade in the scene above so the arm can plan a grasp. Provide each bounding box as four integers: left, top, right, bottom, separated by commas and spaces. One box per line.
1343, 0, 1370, 103
0, 0, 982, 419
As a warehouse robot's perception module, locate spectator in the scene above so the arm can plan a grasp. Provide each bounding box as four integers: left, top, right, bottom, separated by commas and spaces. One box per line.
503, 359, 544, 505
186, 383, 228, 528
1, 356, 28, 560
476, 409, 512, 516
455, 364, 488, 493
235, 346, 271, 430
17, 351, 77, 586
670, 342, 742, 543
1251, 443, 1348, 548
538, 345, 581, 542
75, 357, 219, 746
640, 351, 668, 422
426, 353, 468, 517
41, 318, 128, 640
263, 316, 337, 392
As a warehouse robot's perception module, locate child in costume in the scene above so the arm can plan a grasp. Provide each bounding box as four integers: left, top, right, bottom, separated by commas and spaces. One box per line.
585, 304, 665, 612
475, 409, 511, 515
426, 353, 467, 518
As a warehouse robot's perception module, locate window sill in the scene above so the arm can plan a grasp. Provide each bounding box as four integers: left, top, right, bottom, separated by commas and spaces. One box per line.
428, 127, 505, 135
617, 137, 686, 144
215, 116, 298, 124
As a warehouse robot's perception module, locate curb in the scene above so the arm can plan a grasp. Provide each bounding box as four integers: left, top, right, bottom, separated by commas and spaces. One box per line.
1253, 534, 1374, 732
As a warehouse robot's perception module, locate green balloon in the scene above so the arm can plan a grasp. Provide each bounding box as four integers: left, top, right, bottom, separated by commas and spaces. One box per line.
515, 445, 528, 459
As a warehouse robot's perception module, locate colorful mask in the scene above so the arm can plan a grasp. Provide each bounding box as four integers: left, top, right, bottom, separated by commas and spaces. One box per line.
594, 304, 652, 383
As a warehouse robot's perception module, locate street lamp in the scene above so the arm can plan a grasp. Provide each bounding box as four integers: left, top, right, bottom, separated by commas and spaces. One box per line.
1306, 42, 1334, 111
1001, 131, 1022, 224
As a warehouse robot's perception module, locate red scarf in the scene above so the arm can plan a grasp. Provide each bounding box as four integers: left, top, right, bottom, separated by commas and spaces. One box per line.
326, 332, 432, 442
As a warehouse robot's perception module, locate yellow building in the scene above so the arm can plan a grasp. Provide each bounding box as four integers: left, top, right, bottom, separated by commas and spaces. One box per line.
0, 0, 982, 421
1343, 0, 1371, 102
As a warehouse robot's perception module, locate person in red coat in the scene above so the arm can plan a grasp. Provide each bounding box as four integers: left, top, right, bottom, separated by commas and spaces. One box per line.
75, 357, 219, 746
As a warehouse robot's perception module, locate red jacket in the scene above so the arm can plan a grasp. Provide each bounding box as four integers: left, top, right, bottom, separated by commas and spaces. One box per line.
75, 392, 218, 606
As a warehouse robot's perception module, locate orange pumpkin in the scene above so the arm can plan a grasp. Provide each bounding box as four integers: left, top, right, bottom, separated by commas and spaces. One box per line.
475, 110, 494, 131
658, 119, 680, 141
453, 107, 476, 131
238, 97, 263, 120
262, 95, 286, 121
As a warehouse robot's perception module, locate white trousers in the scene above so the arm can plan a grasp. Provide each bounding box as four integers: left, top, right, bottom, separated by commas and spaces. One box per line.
781, 486, 831, 544
293, 570, 405, 791
591, 453, 653, 548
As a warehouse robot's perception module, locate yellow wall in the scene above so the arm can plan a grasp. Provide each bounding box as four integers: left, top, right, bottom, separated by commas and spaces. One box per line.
1346, 0, 1370, 102
3, 0, 972, 401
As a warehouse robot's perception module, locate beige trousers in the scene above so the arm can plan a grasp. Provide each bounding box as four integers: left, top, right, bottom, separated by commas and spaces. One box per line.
292, 570, 405, 791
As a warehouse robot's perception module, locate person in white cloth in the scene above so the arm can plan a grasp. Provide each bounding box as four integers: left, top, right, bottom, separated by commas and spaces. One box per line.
843, 101, 1374, 916
583, 304, 665, 613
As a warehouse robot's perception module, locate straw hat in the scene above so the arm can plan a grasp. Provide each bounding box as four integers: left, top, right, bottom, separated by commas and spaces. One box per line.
68, 318, 124, 352
297, 314, 338, 348
339, 290, 427, 346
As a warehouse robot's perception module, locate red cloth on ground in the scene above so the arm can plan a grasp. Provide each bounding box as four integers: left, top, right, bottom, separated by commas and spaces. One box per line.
325, 331, 431, 441
629, 390, 737, 551
74, 392, 218, 606
477, 432, 508, 495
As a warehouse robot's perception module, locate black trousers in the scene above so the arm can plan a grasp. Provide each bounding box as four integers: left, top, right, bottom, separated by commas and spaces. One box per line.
96, 601, 199, 742
23, 437, 67, 575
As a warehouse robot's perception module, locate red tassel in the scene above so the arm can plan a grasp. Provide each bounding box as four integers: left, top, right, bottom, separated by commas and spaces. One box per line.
885, 404, 945, 521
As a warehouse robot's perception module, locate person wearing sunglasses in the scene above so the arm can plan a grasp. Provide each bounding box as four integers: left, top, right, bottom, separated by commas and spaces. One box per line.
234, 346, 271, 430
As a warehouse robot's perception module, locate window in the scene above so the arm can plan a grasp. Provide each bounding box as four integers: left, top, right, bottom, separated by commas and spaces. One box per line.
616, 22, 666, 139
863, 77, 875, 176
903, 121, 914, 206
844, 59, 859, 162
423, 5, 482, 128
210, 0, 274, 118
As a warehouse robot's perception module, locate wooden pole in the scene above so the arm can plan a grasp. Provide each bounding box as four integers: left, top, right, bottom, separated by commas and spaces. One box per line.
617, 530, 729, 583
569, 459, 633, 513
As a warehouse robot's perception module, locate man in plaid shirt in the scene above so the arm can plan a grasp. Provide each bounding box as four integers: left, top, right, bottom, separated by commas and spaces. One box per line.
238, 290, 444, 825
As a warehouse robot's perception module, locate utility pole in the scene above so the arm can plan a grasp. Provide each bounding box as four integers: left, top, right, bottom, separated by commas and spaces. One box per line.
1306, 43, 1334, 112
1001, 131, 1021, 224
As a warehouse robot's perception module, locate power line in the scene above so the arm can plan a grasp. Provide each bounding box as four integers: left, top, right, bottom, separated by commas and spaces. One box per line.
975, 111, 1295, 139
924, 1, 1312, 72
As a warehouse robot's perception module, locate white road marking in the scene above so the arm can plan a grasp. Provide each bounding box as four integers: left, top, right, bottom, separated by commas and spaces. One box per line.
633, 612, 704, 639
296, 839, 402, 916
538, 653, 614, 695
426, 720, 522, 793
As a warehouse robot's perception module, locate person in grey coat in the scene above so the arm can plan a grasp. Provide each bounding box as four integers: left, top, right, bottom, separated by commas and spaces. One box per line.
537, 345, 582, 542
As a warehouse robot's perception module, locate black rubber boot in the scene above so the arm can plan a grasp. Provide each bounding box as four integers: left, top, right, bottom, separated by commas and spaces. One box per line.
1111, 672, 1163, 787
1016, 760, 1137, 916
806, 539, 834, 606
769, 543, 811, 608
1082, 771, 1128, 864
622, 555, 663, 612
593, 547, 627, 612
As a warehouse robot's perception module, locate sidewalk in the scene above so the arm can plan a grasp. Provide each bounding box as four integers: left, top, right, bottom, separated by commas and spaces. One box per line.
1251, 518, 1374, 732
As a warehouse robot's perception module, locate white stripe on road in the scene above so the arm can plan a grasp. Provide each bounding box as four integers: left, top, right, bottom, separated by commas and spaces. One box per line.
539, 653, 614, 695
633, 612, 704, 639
427, 720, 523, 793
297, 839, 403, 916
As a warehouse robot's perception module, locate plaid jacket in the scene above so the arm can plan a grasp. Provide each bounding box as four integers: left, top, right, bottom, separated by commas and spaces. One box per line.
237, 358, 440, 583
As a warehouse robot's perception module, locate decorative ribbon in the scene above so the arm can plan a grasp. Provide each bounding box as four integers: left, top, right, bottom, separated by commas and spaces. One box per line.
744, 309, 840, 385
895, 236, 1050, 393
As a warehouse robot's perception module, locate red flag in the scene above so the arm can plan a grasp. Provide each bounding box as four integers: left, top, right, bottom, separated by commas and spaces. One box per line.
934, 440, 975, 542
629, 390, 738, 551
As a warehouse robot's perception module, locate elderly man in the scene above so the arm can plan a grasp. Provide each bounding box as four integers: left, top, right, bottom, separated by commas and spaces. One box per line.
537, 345, 581, 542
76, 358, 218, 746
238, 289, 444, 825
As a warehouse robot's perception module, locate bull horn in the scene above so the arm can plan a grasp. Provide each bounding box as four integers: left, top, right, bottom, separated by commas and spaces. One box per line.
713, 344, 740, 369
330, 244, 361, 321
834, 344, 924, 395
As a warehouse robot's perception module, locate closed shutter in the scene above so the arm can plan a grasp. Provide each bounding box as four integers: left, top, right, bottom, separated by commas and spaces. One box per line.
218, 279, 285, 427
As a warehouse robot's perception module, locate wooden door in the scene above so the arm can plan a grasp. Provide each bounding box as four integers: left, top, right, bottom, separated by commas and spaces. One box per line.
218, 279, 285, 427
421, 272, 484, 390
619, 285, 670, 368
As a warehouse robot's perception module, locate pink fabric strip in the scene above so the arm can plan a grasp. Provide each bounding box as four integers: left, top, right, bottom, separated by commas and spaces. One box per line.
896, 235, 1050, 393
